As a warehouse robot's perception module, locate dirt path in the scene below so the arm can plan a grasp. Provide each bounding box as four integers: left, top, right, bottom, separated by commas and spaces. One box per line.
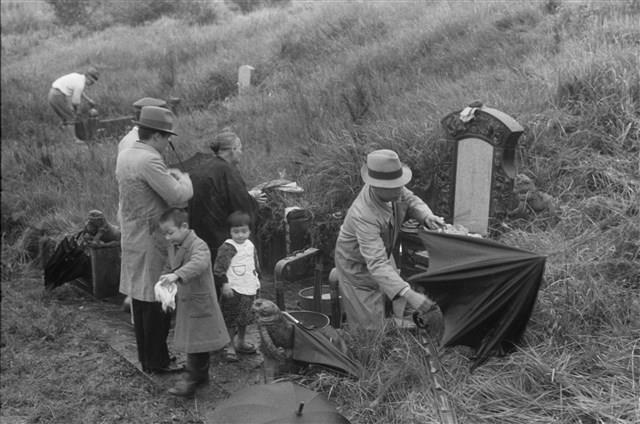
70, 275, 311, 421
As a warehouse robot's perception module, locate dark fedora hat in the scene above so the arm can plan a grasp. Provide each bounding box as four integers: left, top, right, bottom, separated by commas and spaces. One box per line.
360, 149, 412, 189
133, 106, 177, 136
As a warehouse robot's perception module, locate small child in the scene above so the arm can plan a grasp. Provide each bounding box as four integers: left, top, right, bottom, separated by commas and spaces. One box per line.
157, 208, 230, 397
214, 211, 261, 362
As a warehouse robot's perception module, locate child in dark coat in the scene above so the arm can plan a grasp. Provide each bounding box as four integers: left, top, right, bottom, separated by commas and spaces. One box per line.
158, 208, 230, 397
214, 211, 261, 362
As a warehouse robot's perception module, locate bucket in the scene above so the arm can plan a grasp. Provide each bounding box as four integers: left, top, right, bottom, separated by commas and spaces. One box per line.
288, 310, 329, 330
297, 285, 340, 316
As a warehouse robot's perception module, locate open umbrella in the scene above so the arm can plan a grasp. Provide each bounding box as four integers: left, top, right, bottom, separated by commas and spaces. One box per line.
406, 230, 546, 370
284, 312, 362, 378
206, 382, 350, 424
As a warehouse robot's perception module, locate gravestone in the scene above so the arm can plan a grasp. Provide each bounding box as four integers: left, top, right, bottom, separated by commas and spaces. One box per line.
429, 102, 523, 235
238, 65, 255, 94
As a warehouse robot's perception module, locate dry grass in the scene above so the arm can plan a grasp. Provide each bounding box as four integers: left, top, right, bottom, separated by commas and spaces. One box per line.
2, 0, 640, 423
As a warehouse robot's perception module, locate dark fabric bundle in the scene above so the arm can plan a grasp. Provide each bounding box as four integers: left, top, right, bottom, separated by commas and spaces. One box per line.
44, 233, 92, 289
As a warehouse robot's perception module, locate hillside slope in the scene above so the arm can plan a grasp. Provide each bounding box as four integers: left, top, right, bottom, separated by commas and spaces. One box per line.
1, 1, 639, 423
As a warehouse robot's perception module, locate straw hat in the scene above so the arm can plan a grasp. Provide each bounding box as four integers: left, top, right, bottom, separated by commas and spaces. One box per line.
132, 97, 167, 109
133, 106, 177, 136
360, 149, 412, 188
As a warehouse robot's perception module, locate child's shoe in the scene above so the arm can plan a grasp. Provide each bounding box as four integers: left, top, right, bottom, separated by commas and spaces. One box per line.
168, 379, 197, 397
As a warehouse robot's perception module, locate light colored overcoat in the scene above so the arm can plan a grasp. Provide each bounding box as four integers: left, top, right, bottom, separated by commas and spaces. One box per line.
116, 142, 193, 301
167, 230, 230, 353
334, 184, 433, 329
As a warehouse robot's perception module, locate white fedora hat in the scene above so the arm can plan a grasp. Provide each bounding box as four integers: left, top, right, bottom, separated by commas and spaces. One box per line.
360, 149, 412, 188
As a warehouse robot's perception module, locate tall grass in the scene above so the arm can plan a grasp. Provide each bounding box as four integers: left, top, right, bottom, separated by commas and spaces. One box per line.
2, 0, 639, 422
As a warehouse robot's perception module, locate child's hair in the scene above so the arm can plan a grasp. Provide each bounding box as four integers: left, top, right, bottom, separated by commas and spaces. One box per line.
227, 211, 251, 228
159, 207, 189, 227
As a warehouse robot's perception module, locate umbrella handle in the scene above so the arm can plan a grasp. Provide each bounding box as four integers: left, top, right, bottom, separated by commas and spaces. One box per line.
282, 311, 301, 325
296, 402, 305, 416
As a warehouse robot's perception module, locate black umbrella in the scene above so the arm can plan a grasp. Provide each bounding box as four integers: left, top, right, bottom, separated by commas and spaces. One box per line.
44, 233, 92, 290
407, 230, 546, 370
283, 312, 363, 378
206, 382, 350, 424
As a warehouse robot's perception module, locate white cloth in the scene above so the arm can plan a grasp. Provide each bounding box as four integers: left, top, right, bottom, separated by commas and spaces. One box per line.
459, 106, 478, 123
51, 73, 87, 105
225, 239, 260, 295
154, 280, 177, 312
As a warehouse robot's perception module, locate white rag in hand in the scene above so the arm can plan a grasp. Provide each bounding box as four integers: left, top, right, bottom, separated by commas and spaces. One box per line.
154, 280, 177, 312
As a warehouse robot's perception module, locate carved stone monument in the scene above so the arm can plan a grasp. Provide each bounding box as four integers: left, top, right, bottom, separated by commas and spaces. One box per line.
430, 102, 523, 235
238, 64, 255, 94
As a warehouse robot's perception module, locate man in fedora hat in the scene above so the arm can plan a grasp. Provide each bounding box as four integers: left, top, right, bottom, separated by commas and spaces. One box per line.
48, 66, 99, 145
116, 105, 193, 373
118, 97, 168, 153
334, 149, 446, 333
118, 97, 170, 319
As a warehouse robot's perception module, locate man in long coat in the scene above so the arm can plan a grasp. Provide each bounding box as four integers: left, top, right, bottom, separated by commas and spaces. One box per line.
334, 149, 446, 331
178, 130, 265, 295
116, 106, 193, 373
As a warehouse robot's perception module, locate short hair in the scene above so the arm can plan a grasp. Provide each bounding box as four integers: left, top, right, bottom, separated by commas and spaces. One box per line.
159, 207, 189, 227
138, 126, 171, 141
210, 130, 239, 154
227, 211, 251, 228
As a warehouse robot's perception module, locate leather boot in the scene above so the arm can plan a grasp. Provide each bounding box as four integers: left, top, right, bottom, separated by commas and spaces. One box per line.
168, 353, 209, 397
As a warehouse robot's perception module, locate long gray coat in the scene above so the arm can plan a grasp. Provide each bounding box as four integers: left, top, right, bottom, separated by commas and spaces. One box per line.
168, 230, 230, 353
116, 142, 193, 301
334, 185, 434, 329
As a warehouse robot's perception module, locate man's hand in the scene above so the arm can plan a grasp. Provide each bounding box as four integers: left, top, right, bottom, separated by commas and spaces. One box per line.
404, 288, 445, 342
221, 283, 234, 298
424, 214, 446, 230
248, 189, 267, 206
413, 303, 444, 342
159, 273, 179, 286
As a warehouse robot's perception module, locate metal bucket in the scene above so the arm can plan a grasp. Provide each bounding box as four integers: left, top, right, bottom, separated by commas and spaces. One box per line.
297, 285, 339, 316
288, 310, 329, 330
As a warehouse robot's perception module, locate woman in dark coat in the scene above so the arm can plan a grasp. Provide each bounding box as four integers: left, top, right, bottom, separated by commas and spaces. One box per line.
179, 130, 265, 295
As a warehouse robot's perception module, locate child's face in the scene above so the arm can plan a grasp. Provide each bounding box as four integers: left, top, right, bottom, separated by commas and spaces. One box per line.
160, 221, 189, 245
230, 225, 250, 244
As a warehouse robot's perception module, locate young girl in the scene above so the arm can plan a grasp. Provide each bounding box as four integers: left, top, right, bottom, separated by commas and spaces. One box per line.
214, 211, 261, 362
158, 207, 230, 397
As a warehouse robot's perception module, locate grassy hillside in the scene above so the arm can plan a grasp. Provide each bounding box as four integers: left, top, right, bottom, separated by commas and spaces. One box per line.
2, 0, 639, 423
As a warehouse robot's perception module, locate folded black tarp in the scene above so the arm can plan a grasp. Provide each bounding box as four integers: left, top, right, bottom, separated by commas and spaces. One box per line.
407, 230, 546, 370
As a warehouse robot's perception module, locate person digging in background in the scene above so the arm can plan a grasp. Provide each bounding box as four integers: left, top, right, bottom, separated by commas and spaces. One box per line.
116, 105, 193, 374
334, 149, 446, 334
118, 97, 168, 153
214, 211, 261, 362
157, 208, 230, 397
179, 129, 266, 297
48, 66, 99, 146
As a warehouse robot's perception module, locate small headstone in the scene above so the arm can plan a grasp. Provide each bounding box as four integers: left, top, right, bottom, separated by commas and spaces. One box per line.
238, 65, 255, 94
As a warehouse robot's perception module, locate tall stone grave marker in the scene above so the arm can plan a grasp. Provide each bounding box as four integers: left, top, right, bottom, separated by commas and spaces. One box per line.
238, 65, 255, 94
430, 103, 523, 235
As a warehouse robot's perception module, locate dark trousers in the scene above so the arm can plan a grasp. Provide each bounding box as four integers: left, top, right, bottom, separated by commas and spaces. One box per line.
186, 352, 210, 383
132, 298, 172, 371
